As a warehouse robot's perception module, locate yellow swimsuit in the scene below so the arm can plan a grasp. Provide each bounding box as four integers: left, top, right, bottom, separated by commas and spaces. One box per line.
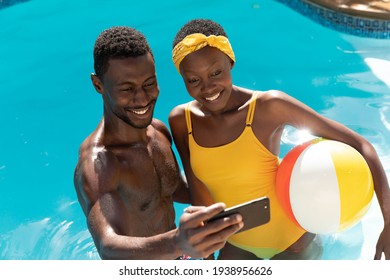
185, 92, 305, 259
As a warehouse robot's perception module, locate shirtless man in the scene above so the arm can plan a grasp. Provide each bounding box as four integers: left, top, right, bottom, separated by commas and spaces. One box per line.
73, 26, 243, 260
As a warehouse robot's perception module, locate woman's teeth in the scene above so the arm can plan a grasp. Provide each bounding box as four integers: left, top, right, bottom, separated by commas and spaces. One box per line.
205, 92, 220, 101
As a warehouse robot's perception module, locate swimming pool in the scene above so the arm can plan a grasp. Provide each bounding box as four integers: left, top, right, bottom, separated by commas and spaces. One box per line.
0, 0, 389, 260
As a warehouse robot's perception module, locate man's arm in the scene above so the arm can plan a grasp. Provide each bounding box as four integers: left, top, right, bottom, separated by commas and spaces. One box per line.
75, 147, 242, 259
88, 194, 242, 259
87, 192, 179, 259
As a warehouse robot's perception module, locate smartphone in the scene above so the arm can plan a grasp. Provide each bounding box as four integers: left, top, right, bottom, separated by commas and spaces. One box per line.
208, 197, 270, 233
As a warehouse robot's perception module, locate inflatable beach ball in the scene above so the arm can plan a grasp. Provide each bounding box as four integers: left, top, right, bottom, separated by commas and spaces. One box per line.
276, 139, 374, 234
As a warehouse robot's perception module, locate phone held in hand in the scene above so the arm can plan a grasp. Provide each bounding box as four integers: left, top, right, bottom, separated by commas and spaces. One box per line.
208, 197, 270, 233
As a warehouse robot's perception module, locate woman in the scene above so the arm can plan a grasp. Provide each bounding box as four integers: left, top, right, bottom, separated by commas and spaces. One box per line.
168, 19, 390, 260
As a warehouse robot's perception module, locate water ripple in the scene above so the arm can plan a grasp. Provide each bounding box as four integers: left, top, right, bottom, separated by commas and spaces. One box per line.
0, 218, 99, 260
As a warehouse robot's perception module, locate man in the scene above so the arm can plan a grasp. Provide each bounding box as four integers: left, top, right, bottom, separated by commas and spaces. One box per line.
73, 26, 243, 260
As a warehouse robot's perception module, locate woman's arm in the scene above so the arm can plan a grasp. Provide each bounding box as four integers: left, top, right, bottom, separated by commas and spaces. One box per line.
264, 90, 390, 259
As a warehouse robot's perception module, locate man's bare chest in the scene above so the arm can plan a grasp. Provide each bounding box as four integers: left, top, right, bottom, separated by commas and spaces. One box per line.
113, 144, 179, 203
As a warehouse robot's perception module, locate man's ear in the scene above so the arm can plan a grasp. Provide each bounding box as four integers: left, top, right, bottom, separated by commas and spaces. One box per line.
91, 73, 104, 94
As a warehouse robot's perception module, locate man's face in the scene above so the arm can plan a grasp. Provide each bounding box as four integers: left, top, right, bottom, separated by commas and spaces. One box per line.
99, 53, 159, 129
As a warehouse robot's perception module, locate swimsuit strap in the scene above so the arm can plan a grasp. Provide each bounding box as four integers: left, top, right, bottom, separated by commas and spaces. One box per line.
185, 102, 193, 135
186, 92, 259, 132
245, 91, 260, 126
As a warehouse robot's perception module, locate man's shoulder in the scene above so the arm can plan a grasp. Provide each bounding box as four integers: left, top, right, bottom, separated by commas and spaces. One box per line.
77, 143, 118, 177
151, 118, 172, 143
75, 135, 119, 184
74, 142, 120, 212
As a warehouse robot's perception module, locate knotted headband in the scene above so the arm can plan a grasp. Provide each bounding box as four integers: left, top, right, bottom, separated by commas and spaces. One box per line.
172, 33, 235, 72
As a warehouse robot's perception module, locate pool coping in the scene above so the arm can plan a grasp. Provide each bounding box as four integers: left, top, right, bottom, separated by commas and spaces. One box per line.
275, 0, 390, 39
308, 0, 390, 20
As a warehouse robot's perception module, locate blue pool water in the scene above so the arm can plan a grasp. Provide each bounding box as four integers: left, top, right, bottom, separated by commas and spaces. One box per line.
0, 0, 389, 260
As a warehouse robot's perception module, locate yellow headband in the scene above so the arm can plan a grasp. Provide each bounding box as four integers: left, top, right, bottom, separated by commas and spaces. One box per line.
172, 33, 235, 72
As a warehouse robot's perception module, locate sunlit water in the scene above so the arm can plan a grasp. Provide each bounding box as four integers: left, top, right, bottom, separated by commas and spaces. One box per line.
0, 0, 389, 260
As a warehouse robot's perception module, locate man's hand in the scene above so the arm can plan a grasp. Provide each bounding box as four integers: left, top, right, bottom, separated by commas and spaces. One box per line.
175, 202, 243, 259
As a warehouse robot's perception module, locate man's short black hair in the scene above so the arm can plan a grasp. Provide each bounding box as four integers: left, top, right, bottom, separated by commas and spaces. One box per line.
172, 19, 227, 49
93, 26, 153, 79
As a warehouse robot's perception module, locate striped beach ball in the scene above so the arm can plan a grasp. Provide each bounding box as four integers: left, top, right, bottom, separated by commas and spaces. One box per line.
276, 138, 374, 234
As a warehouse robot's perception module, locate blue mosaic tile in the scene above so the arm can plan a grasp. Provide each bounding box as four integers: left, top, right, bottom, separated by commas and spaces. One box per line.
275, 0, 390, 39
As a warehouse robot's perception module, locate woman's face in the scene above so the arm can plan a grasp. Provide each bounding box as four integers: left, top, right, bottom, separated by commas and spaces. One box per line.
179, 46, 234, 113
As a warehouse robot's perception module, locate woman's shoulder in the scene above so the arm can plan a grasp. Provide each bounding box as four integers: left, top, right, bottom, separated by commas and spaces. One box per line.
256, 89, 287, 100
168, 102, 192, 135
252, 90, 298, 118
234, 86, 287, 102
169, 101, 195, 123
254, 89, 296, 108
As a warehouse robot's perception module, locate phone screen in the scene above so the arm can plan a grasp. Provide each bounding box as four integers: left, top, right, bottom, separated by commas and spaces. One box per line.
208, 197, 270, 233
